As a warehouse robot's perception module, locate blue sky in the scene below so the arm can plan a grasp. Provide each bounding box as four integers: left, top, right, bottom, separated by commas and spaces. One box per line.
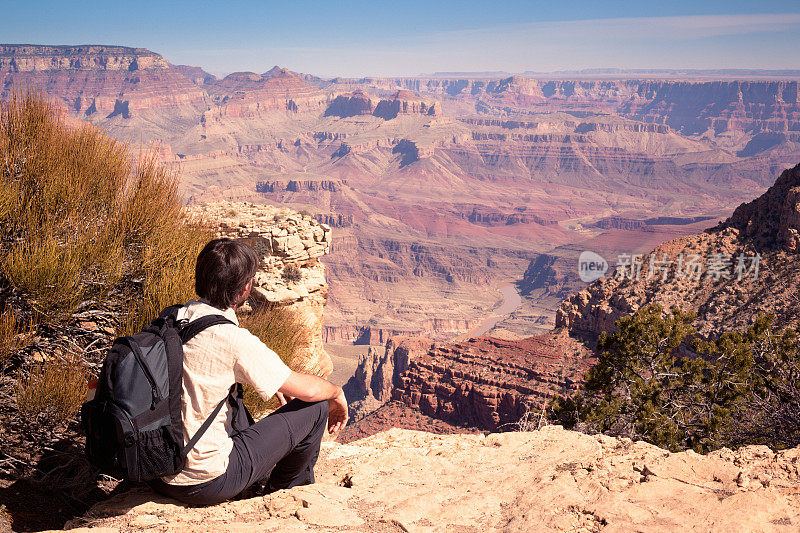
2, 0, 799, 77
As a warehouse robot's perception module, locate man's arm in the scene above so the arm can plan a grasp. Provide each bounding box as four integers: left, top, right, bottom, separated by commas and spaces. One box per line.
278, 371, 348, 433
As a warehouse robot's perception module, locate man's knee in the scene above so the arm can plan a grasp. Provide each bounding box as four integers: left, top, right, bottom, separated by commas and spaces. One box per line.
281, 398, 327, 424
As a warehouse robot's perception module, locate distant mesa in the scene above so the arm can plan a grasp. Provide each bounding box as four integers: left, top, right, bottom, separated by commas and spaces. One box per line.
593, 215, 717, 230
256, 178, 345, 193
221, 71, 264, 83
173, 64, 216, 84
392, 89, 417, 100
0, 44, 169, 72
324, 90, 374, 118
0, 44, 206, 118
324, 89, 438, 120
373, 90, 438, 120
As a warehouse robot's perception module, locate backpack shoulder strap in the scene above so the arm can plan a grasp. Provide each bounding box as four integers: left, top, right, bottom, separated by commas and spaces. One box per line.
176, 314, 237, 457
159, 304, 183, 320
181, 384, 237, 458
179, 314, 235, 344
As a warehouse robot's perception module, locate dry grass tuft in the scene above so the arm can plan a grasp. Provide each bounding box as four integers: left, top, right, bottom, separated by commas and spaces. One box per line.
282, 263, 303, 283
15, 357, 89, 428
240, 305, 313, 418
0, 310, 33, 365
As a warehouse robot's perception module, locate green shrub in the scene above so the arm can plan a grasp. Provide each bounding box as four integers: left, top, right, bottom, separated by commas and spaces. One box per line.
551, 304, 800, 452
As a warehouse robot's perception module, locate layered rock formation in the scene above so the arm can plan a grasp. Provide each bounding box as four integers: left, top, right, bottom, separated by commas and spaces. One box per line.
187, 201, 333, 376
391, 331, 593, 430
207, 69, 326, 117
60, 427, 800, 532
372, 89, 437, 119
0, 45, 206, 119
355, 76, 800, 137
0, 44, 169, 71
324, 90, 373, 117
340, 327, 594, 435
557, 163, 800, 338
343, 336, 435, 421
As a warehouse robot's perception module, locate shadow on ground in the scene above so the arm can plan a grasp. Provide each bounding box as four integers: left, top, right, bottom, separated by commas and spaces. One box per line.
0, 439, 127, 532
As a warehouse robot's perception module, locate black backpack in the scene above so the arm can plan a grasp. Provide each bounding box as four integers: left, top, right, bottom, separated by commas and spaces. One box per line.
80, 305, 235, 482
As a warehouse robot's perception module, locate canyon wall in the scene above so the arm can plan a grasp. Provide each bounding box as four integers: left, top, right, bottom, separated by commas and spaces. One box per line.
343, 336, 435, 421
4, 44, 800, 341
347, 77, 800, 136
342, 329, 594, 432
556, 163, 800, 339
0, 44, 169, 71
390, 331, 593, 431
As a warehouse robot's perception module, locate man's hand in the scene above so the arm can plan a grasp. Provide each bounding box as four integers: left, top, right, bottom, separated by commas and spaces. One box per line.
327, 390, 348, 434
275, 391, 293, 406
277, 371, 349, 432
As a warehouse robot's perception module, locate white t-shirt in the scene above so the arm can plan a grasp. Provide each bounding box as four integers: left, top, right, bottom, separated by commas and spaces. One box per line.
161, 299, 292, 486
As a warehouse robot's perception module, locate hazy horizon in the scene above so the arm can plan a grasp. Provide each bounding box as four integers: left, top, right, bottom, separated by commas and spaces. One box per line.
1, 1, 799, 78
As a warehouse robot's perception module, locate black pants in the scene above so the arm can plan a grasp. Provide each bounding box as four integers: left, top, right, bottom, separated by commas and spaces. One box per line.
150, 399, 329, 505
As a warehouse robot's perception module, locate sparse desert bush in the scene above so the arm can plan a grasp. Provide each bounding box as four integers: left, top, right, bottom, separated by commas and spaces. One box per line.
0, 88, 212, 443
282, 263, 303, 283
0, 88, 210, 329
120, 217, 211, 336
3, 238, 84, 316
0, 309, 31, 366
514, 402, 544, 431
0, 88, 213, 335
240, 305, 313, 418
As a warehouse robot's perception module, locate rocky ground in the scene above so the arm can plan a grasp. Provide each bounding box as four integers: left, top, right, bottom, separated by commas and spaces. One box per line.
51, 427, 800, 532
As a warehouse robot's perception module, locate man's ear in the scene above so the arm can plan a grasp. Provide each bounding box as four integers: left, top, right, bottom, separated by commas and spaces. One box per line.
234, 279, 253, 309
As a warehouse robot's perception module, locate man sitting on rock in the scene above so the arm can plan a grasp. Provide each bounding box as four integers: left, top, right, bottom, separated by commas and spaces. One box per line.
150, 238, 348, 505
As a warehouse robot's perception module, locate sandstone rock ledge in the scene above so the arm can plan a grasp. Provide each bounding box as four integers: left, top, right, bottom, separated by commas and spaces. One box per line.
187, 201, 333, 377
62, 428, 800, 532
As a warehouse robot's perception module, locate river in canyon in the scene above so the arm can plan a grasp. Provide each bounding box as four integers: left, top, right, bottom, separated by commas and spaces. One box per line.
461, 282, 523, 339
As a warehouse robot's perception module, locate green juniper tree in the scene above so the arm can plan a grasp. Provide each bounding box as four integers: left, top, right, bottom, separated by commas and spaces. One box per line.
551, 303, 800, 452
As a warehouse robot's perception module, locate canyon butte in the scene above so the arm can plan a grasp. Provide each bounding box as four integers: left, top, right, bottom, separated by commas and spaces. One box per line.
2, 44, 799, 343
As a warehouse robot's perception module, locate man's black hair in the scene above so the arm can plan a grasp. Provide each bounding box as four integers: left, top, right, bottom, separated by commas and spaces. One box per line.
195, 238, 258, 310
